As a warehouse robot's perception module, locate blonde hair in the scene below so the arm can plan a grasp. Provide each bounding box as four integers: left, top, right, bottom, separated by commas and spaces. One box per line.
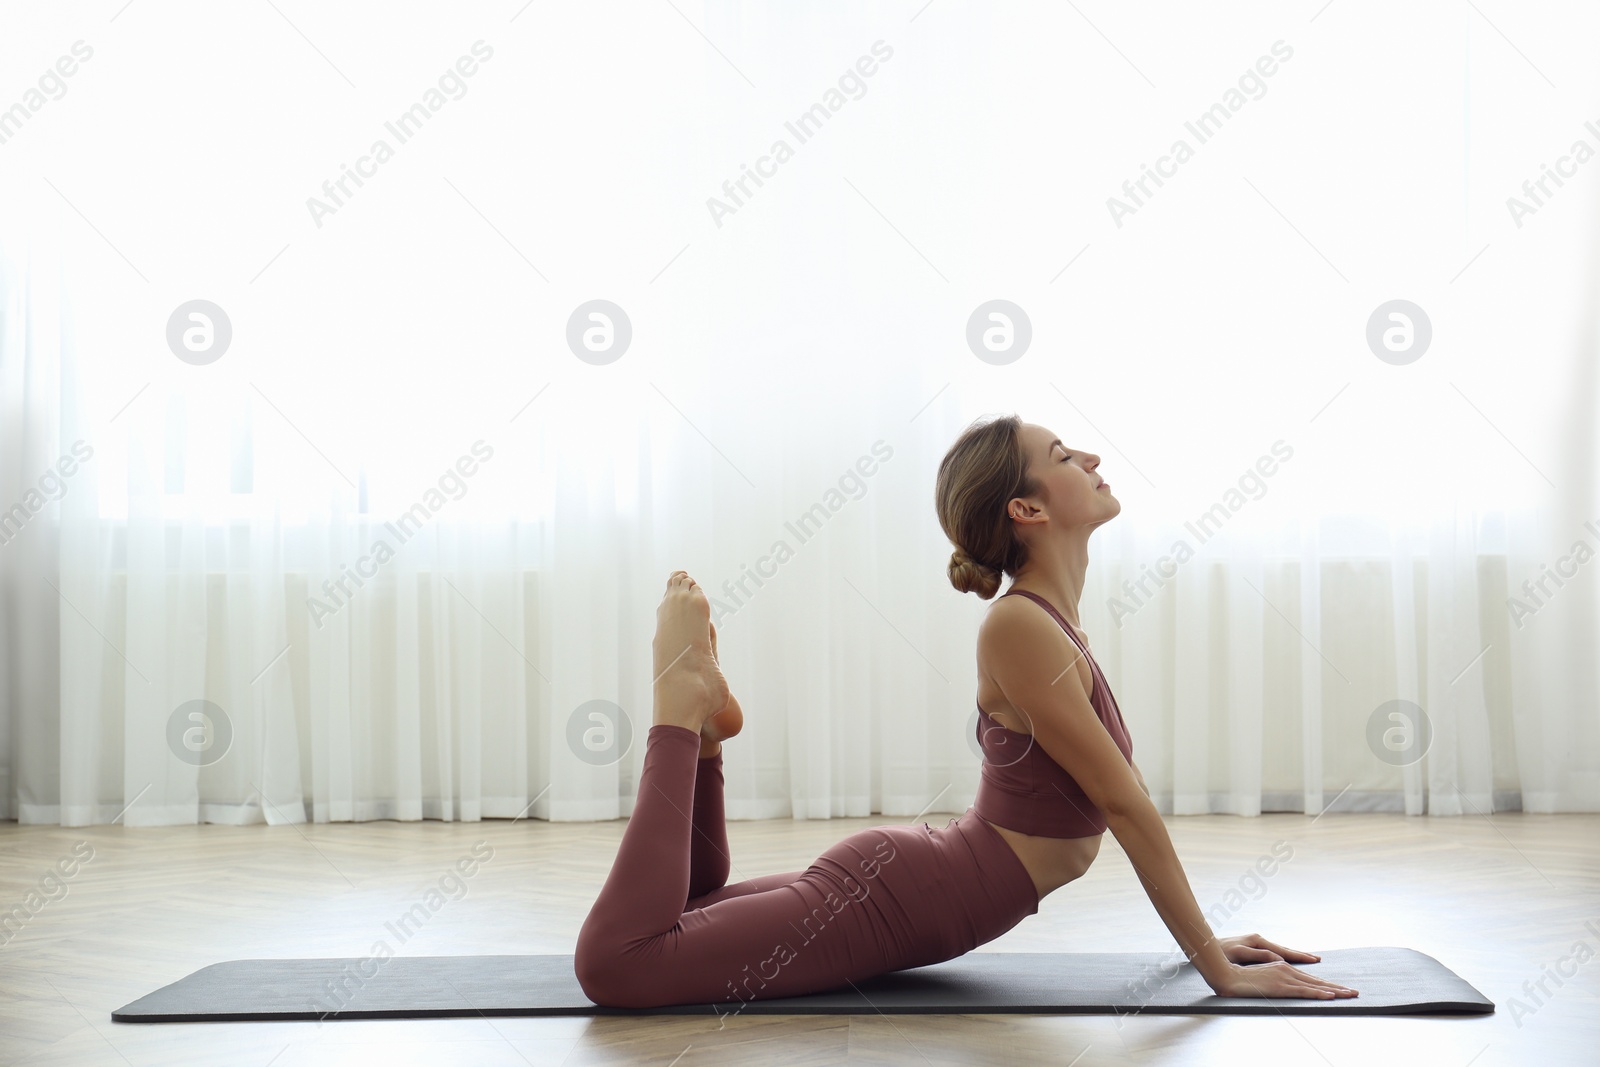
934, 414, 1041, 599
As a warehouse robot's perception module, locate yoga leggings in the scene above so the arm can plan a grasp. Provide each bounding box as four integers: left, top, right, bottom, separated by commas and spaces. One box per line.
574, 723, 1041, 1010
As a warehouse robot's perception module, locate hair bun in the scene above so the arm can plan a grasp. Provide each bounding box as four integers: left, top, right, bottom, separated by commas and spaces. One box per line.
948, 546, 1002, 598
952, 548, 993, 573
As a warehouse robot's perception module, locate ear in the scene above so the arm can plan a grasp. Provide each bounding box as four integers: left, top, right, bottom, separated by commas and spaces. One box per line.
1009, 499, 1047, 524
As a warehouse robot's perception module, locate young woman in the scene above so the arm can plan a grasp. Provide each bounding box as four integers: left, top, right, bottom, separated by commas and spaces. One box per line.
573, 414, 1359, 1010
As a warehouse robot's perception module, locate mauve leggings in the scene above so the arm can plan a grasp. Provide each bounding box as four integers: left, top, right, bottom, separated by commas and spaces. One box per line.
574, 723, 1041, 1010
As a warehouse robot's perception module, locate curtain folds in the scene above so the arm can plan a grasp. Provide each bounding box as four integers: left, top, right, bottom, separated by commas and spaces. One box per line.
2, 3, 1597, 830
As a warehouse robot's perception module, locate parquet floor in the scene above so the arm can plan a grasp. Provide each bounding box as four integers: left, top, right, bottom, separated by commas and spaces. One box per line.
1, 809, 1595, 1066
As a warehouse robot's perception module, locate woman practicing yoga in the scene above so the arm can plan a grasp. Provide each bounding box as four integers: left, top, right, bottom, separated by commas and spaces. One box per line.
574, 414, 1359, 1009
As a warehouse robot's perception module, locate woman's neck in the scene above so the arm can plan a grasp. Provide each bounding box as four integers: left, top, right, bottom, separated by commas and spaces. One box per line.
1004, 534, 1094, 627
1005, 579, 1085, 632
1008, 534, 1091, 628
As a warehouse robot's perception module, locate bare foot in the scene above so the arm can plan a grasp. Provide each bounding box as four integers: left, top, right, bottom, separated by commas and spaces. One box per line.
653, 571, 730, 735
700, 621, 744, 758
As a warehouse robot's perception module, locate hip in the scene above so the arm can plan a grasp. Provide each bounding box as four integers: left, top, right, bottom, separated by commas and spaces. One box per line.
806, 810, 1041, 967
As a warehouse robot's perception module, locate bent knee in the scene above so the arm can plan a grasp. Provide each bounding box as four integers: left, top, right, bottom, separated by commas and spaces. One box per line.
573, 929, 617, 1005
574, 933, 656, 1009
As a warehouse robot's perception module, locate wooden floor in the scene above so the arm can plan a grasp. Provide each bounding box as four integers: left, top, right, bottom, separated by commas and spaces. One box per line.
1, 808, 1595, 1066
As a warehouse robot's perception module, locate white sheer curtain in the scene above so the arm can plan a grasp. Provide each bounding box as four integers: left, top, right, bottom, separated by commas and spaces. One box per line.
2, 1, 1596, 829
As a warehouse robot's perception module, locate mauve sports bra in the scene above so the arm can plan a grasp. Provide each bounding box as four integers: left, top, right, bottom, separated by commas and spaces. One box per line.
973, 588, 1135, 839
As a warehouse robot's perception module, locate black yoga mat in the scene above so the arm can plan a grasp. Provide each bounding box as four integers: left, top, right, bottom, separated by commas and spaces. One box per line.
111, 947, 1492, 1021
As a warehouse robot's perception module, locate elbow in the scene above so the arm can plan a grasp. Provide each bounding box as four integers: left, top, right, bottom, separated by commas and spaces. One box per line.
1100, 786, 1154, 824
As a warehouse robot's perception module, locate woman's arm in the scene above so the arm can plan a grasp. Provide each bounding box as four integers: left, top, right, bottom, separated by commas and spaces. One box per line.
983, 601, 1353, 999
1103, 792, 1230, 988
1108, 785, 1360, 998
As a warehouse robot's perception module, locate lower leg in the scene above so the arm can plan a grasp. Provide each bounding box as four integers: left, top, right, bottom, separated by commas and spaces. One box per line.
577, 572, 728, 957
579, 722, 703, 958
687, 748, 730, 901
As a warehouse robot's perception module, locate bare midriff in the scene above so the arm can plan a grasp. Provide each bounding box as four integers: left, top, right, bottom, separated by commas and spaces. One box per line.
980, 815, 1100, 903
976, 643, 1104, 903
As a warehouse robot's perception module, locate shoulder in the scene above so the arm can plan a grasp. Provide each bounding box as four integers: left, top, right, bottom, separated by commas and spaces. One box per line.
980, 592, 1058, 637
978, 593, 1035, 642
979, 596, 1090, 687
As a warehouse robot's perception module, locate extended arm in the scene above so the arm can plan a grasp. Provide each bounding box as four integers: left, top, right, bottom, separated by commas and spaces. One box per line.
981, 601, 1222, 983
1104, 791, 1229, 988
980, 599, 1356, 1000
1131, 759, 1149, 798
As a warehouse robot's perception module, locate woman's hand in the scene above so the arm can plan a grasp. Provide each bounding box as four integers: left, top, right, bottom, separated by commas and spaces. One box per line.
1207, 934, 1359, 999
1219, 932, 1319, 966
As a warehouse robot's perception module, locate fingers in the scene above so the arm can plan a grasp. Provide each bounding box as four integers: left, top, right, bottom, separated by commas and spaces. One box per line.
1274, 943, 1317, 962
1256, 937, 1321, 963
1243, 962, 1358, 999
1285, 964, 1358, 996
1218, 962, 1356, 1000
